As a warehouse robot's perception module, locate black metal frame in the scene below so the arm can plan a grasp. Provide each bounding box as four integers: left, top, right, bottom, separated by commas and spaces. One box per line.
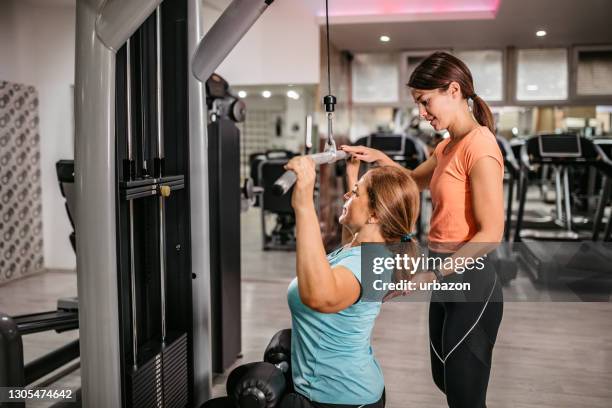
114, 0, 193, 405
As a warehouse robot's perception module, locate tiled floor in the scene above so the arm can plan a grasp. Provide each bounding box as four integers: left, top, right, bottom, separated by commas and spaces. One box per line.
1, 203, 611, 407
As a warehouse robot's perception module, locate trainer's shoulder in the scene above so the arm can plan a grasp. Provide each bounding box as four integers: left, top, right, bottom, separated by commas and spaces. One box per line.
470, 126, 496, 142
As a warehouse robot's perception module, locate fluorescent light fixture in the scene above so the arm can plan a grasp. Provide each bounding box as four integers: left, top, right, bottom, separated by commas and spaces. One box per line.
262, 90, 272, 98
526, 84, 539, 91
238, 90, 247, 98
379, 35, 390, 42
536, 30, 547, 37
287, 90, 300, 100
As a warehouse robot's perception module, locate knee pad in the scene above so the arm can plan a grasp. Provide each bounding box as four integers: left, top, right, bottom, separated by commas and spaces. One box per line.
227, 362, 262, 397
264, 329, 293, 391
227, 362, 287, 408
263, 328, 291, 367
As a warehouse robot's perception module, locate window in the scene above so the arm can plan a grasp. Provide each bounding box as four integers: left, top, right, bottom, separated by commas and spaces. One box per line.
576, 48, 612, 96
516, 48, 568, 101
455, 50, 504, 102
352, 53, 399, 103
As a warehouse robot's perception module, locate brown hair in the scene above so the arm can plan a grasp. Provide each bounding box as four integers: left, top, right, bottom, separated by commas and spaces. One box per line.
364, 166, 420, 280
408, 51, 495, 134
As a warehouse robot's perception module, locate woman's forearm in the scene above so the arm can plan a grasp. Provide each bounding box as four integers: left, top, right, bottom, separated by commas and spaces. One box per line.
294, 204, 339, 306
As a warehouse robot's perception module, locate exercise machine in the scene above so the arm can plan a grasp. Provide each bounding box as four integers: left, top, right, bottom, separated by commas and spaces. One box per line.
255, 152, 299, 251
592, 138, 612, 241
200, 329, 292, 408
514, 134, 612, 283
205, 73, 244, 374
74, 0, 274, 406
0, 161, 79, 405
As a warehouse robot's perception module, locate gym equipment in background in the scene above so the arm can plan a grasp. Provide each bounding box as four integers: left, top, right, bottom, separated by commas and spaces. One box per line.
0, 161, 80, 399
206, 73, 244, 374
258, 154, 298, 251
592, 138, 612, 241
514, 134, 612, 283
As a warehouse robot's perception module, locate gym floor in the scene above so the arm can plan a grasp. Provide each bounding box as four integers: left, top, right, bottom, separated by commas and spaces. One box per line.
1, 206, 611, 407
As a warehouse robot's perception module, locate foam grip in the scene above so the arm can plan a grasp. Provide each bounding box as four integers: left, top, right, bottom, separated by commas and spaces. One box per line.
264, 329, 294, 393
263, 329, 292, 366
200, 396, 234, 408
227, 362, 260, 397
229, 362, 287, 408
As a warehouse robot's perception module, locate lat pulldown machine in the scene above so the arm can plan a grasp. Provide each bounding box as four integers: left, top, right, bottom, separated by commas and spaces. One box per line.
75, 0, 274, 406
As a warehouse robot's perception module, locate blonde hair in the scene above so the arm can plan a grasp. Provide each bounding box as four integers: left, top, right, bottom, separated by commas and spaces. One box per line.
364, 166, 421, 282
364, 166, 420, 242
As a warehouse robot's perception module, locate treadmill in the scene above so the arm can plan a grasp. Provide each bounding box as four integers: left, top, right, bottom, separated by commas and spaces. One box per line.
514, 134, 612, 283
592, 139, 612, 241
497, 136, 520, 241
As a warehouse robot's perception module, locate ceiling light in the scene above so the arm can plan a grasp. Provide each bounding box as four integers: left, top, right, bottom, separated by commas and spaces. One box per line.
526, 84, 539, 91
238, 90, 247, 98
262, 90, 271, 98
536, 30, 547, 37
379, 35, 390, 43
287, 90, 300, 100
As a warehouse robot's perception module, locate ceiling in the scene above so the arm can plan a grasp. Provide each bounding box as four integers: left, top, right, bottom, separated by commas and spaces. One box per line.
24, 0, 612, 52
303, 0, 500, 23
317, 0, 612, 52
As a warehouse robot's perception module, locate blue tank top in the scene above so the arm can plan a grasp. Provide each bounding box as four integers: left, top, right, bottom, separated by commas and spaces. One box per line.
287, 246, 385, 405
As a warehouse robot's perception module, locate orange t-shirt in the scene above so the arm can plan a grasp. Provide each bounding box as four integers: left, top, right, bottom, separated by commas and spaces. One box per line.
428, 126, 503, 251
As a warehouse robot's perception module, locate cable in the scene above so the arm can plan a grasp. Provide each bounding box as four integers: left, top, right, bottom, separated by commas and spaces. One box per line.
323, 0, 337, 151
325, 0, 331, 96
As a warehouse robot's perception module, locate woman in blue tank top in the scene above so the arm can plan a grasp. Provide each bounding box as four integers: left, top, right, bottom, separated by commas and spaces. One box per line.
279, 155, 420, 408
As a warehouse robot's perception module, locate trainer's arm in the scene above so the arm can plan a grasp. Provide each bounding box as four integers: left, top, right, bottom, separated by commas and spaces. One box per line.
341, 145, 436, 191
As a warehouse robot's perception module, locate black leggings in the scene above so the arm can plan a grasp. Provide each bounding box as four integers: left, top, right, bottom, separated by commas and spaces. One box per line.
279, 390, 385, 408
428, 254, 503, 408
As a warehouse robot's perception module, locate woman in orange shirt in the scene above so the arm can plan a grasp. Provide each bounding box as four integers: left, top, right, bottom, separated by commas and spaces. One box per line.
343, 51, 504, 408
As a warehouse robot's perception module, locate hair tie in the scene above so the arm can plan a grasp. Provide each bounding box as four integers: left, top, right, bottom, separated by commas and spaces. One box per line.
470, 93, 478, 99
400, 232, 415, 242
467, 94, 476, 112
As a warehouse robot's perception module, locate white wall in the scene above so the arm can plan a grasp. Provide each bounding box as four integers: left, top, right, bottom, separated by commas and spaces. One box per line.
0, 0, 76, 270
203, 0, 320, 86
0, 0, 318, 271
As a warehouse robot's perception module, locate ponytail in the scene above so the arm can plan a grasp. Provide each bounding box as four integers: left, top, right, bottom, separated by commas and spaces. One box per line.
471, 95, 495, 134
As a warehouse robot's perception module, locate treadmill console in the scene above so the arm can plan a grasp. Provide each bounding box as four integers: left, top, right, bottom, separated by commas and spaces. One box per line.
368, 134, 405, 155
538, 134, 581, 158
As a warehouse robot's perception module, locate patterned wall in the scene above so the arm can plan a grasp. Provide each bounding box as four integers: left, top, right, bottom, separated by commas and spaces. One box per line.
0, 81, 44, 284
237, 107, 285, 179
